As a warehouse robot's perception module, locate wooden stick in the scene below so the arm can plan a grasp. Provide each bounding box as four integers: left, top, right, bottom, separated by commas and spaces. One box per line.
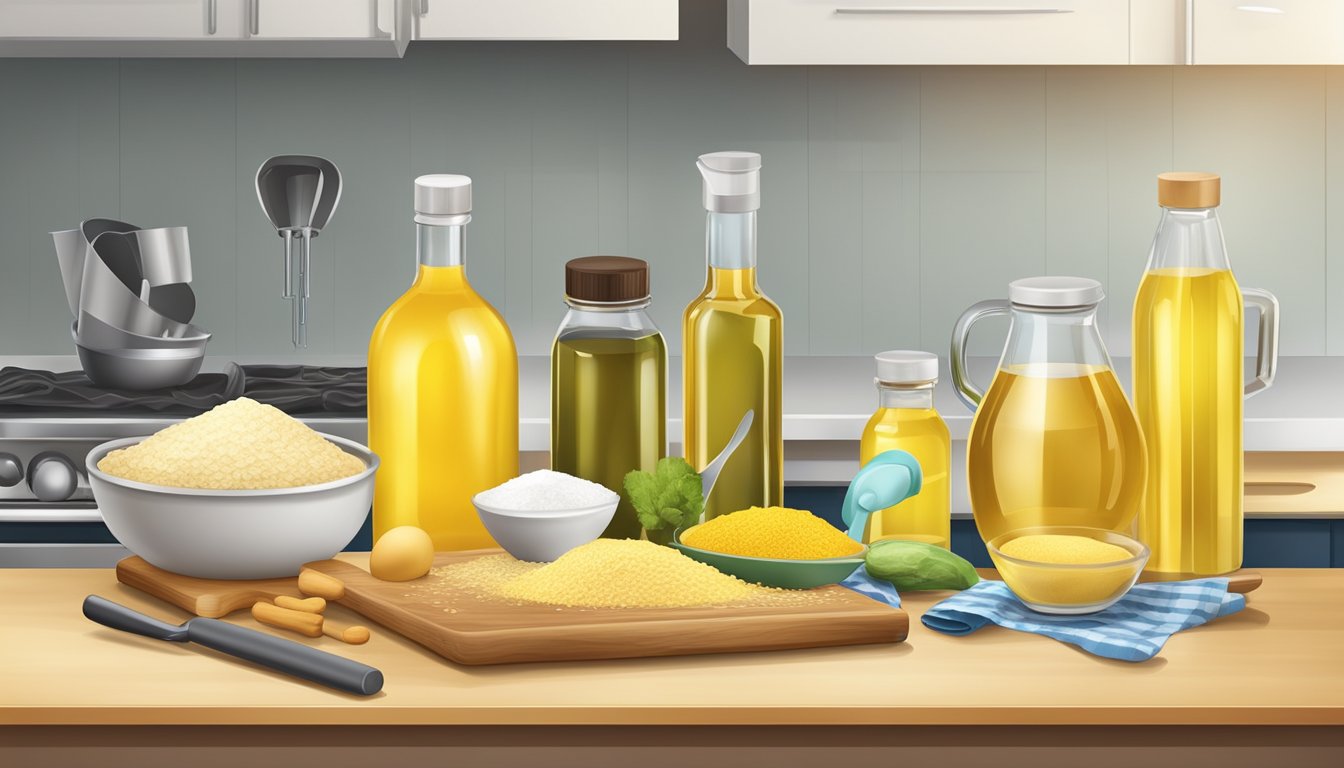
323, 623, 370, 645
275, 595, 326, 614
298, 568, 345, 600
252, 600, 322, 638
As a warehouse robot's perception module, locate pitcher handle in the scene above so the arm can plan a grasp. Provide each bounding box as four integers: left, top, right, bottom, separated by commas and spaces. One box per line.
950, 299, 1011, 411
1242, 287, 1279, 399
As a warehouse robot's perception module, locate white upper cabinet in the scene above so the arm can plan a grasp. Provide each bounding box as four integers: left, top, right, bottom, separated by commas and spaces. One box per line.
0, 0, 221, 38
0, 0, 411, 56
1190, 0, 1344, 64
728, 0, 1131, 65
414, 0, 677, 40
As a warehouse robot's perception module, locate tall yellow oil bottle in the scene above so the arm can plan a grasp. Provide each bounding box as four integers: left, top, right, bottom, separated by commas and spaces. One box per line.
1132, 172, 1279, 576
682, 151, 782, 520
368, 174, 518, 550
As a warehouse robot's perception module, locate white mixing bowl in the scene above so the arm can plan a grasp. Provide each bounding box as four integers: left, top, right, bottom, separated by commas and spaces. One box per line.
87, 434, 377, 579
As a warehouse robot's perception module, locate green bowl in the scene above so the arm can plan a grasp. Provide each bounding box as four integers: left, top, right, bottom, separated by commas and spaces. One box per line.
670, 525, 867, 590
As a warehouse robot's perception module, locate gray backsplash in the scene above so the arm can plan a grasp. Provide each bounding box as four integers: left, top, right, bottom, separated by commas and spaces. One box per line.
0, 0, 1339, 361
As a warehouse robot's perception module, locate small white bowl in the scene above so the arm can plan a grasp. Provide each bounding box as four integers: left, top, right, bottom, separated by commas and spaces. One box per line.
472, 493, 618, 563
87, 434, 377, 580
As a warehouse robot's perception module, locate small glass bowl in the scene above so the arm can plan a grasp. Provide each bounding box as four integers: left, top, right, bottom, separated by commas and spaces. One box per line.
986, 526, 1149, 615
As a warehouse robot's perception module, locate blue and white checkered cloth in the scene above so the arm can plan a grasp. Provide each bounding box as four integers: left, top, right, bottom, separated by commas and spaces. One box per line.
840, 565, 902, 608
921, 578, 1245, 662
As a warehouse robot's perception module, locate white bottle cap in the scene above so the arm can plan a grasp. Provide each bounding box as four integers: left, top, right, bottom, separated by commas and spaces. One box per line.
1008, 276, 1104, 309
875, 350, 939, 385
698, 151, 761, 213
414, 174, 472, 225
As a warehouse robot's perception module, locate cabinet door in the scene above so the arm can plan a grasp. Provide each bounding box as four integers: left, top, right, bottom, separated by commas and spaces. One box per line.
729, 0, 1131, 65
0, 0, 223, 38
1193, 0, 1344, 64
248, 0, 392, 39
416, 0, 677, 40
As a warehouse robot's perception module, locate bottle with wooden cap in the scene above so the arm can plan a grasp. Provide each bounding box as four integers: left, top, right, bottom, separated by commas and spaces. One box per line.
552, 256, 667, 539
368, 174, 519, 551
1132, 172, 1280, 576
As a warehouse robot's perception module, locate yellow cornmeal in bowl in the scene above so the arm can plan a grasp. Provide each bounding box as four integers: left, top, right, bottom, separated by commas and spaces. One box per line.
97, 397, 365, 490
992, 533, 1143, 607
999, 534, 1134, 564
680, 506, 864, 560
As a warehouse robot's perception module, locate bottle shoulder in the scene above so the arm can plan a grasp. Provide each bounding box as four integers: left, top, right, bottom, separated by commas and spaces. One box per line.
370, 286, 516, 351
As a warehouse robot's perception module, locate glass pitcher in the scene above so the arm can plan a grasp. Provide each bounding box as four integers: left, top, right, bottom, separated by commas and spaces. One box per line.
950, 277, 1147, 544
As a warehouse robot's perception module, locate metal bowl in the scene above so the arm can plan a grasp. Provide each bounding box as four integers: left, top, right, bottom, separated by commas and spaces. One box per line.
74, 314, 209, 351
72, 332, 206, 390
87, 434, 378, 579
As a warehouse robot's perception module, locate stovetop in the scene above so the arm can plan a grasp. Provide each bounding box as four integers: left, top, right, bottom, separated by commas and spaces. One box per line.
0, 363, 366, 416
0, 363, 369, 521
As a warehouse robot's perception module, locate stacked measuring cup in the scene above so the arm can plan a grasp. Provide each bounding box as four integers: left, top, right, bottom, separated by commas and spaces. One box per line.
52, 218, 210, 390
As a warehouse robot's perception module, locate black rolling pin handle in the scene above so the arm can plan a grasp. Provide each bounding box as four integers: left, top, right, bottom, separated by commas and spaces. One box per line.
186, 618, 384, 696
83, 595, 188, 642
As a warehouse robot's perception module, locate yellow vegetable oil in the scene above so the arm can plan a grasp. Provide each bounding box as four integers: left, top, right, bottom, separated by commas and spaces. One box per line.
967, 364, 1146, 543
551, 257, 667, 539
683, 151, 782, 520
859, 351, 951, 547
1133, 172, 1279, 576
368, 175, 518, 551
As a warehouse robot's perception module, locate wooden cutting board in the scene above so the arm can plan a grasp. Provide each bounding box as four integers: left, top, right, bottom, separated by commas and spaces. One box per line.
115, 556, 304, 618
304, 550, 910, 666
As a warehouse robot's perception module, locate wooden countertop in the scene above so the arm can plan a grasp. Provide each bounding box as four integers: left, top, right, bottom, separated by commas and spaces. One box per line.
4, 557, 1343, 727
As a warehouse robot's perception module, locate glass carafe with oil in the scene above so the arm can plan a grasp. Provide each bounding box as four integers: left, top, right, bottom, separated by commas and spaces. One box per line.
368, 175, 519, 551
1133, 172, 1279, 576
951, 277, 1146, 544
860, 351, 951, 547
552, 256, 667, 539
683, 151, 783, 520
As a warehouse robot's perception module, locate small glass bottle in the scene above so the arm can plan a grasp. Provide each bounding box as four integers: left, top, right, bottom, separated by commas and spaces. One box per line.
552, 257, 667, 539
859, 351, 951, 547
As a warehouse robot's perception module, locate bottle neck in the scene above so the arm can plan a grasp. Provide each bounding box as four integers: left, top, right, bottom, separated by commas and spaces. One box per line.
876, 383, 935, 410
418, 223, 464, 268
1001, 305, 1112, 372
1147, 206, 1231, 272
557, 299, 659, 338
706, 211, 757, 270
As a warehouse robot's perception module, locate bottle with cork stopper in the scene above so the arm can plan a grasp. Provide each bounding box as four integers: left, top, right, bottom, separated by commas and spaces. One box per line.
551, 256, 667, 539
859, 351, 951, 547
1132, 171, 1279, 576
368, 174, 519, 551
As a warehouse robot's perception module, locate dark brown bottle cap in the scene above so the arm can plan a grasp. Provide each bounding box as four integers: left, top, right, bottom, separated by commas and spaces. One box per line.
564, 256, 650, 303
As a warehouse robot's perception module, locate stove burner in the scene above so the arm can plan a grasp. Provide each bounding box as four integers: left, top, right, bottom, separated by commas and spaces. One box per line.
0, 364, 366, 415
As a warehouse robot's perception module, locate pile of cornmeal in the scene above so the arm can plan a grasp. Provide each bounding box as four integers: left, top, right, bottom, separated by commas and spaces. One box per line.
97, 397, 365, 490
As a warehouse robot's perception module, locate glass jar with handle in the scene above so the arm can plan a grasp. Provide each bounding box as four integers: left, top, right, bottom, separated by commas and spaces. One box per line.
1133, 172, 1280, 576
950, 277, 1147, 545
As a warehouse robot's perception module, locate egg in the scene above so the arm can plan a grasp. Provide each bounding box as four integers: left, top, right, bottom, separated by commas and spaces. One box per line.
370, 525, 435, 582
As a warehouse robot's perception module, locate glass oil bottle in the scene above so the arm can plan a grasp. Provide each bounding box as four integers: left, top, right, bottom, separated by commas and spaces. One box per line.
368, 175, 519, 551
860, 351, 951, 547
551, 256, 667, 539
682, 151, 783, 520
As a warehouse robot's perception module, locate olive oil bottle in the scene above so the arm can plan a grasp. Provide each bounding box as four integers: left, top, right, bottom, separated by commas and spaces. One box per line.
551, 257, 667, 539
368, 175, 518, 551
683, 151, 783, 520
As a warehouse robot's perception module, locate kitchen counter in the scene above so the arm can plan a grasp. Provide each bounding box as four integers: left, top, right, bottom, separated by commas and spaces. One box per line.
3, 557, 1343, 764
